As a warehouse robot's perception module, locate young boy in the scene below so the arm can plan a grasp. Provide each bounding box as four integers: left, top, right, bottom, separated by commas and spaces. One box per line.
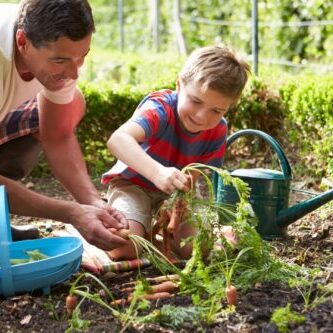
102, 46, 250, 260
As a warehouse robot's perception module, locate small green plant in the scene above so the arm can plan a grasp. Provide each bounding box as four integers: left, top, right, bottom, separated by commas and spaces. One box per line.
65, 307, 91, 333
290, 274, 333, 311
44, 296, 60, 321
137, 305, 201, 329
270, 303, 305, 333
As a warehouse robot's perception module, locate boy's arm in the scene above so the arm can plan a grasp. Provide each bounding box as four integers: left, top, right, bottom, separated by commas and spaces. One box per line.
108, 121, 190, 194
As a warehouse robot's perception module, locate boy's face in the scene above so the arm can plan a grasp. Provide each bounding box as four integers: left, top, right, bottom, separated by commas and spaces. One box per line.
176, 80, 237, 133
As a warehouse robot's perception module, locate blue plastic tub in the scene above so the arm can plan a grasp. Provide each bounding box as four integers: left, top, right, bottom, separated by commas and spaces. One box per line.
0, 185, 83, 297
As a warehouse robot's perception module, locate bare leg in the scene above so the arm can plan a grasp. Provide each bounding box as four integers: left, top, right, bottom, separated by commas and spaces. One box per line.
170, 222, 196, 260
108, 220, 145, 261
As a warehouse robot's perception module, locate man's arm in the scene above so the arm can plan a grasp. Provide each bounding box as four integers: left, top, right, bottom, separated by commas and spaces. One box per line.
108, 121, 190, 194
0, 175, 128, 250
37, 89, 101, 206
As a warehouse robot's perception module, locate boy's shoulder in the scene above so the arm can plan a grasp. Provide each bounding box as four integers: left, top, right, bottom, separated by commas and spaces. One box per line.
147, 89, 176, 103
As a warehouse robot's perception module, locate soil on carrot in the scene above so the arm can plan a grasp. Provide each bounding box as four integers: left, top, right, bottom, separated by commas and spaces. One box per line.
1, 174, 333, 333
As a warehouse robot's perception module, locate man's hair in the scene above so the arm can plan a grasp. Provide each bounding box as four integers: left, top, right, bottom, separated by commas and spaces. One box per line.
15, 0, 95, 48
179, 46, 251, 99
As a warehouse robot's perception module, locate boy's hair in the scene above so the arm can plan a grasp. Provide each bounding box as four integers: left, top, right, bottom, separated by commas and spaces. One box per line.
15, 0, 95, 48
179, 46, 250, 99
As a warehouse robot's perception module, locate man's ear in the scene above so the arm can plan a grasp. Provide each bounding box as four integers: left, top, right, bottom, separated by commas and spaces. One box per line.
16, 29, 29, 53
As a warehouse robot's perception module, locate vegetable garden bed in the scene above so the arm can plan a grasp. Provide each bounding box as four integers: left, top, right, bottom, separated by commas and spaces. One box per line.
1, 173, 332, 333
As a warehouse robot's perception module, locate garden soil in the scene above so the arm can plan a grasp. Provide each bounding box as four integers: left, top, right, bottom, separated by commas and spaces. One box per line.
1, 175, 332, 333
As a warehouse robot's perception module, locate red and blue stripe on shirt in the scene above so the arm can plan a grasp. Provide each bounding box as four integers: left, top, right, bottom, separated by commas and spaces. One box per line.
102, 89, 228, 191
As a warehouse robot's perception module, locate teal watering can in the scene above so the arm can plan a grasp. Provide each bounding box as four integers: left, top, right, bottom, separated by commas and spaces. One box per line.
214, 129, 333, 240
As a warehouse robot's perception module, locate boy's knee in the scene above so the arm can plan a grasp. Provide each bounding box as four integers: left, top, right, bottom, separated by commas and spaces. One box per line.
108, 219, 146, 261
177, 244, 193, 260
0, 135, 42, 180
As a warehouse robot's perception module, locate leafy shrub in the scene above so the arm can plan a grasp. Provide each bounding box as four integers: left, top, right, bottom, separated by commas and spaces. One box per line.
280, 76, 333, 177
230, 78, 286, 138
33, 70, 333, 181
77, 82, 146, 176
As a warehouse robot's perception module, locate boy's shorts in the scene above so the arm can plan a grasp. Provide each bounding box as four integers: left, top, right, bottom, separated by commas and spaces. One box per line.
106, 177, 168, 232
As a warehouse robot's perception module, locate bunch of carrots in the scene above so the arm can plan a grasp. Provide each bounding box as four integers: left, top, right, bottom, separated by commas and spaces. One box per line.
112, 274, 180, 306
65, 190, 240, 314
65, 274, 180, 315
149, 196, 188, 259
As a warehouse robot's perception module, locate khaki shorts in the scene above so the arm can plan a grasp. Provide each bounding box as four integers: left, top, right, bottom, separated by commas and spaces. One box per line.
106, 177, 168, 232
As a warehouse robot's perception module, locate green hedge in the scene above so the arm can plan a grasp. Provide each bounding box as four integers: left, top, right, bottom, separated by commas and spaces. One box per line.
280, 76, 333, 177
77, 76, 333, 178
78, 82, 147, 175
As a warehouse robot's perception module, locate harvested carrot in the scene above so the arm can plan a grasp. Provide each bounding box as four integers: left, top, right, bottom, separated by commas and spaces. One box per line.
148, 274, 179, 283
150, 281, 178, 293
137, 291, 173, 301
167, 197, 187, 234
66, 295, 78, 315
226, 285, 237, 306
109, 228, 131, 239
151, 208, 169, 240
112, 292, 173, 306
120, 274, 179, 288
121, 280, 178, 293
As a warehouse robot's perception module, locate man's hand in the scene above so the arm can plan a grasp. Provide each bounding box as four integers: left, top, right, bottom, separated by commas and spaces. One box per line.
68, 203, 128, 251
152, 166, 191, 194
90, 198, 128, 229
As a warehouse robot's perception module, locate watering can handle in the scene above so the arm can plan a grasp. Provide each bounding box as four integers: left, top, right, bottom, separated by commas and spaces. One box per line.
226, 129, 292, 179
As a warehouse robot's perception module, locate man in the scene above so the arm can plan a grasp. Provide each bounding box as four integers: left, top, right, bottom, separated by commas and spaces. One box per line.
0, 0, 128, 250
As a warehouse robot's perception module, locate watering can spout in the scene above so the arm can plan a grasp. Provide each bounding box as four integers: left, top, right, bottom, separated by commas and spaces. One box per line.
277, 189, 333, 228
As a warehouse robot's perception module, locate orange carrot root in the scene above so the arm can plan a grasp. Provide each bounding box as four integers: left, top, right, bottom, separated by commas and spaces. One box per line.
150, 281, 178, 293
112, 292, 173, 306
226, 285, 237, 306
148, 274, 179, 283
120, 274, 179, 289
137, 291, 173, 301
66, 295, 78, 315
151, 208, 169, 240
167, 197, 188, 234
121, 280, 178, 293
109, 228, 131, 239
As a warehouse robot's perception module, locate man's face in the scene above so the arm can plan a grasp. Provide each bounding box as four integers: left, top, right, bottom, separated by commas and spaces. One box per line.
176, 80, 236, 133
16, 30, 91, 91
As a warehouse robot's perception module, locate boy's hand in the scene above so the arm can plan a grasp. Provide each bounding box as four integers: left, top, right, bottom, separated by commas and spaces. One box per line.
152, 166, 190, 194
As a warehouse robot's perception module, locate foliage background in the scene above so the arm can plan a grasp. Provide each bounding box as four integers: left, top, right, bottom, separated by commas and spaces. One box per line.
88, 0, 333, 68
3, 0, 333, 180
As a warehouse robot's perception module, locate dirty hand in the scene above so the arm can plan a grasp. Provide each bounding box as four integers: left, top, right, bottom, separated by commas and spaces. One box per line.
68, 203, 129, 251
152, 166, 190, 194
